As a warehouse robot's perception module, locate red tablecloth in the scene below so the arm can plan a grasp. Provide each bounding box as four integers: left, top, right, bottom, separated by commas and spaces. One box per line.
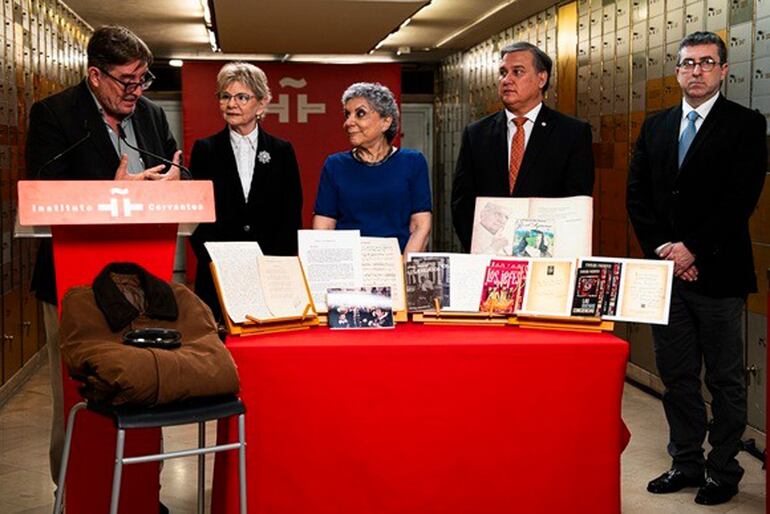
212, 324, 629, 514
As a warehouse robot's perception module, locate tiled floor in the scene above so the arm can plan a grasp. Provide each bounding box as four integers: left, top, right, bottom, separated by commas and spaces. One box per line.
0, 362, 764, 513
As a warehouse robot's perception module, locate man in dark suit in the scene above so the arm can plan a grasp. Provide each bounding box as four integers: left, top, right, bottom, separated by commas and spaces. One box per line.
451, 41, 594, 251
627, 31, 767, 506
25, 25, 183, 490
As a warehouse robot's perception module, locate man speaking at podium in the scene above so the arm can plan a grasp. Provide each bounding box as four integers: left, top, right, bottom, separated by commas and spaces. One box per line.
24, 25, 184, 490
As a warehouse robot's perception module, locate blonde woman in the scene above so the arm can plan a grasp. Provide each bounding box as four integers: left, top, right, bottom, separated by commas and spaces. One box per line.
190, 62, 302, 320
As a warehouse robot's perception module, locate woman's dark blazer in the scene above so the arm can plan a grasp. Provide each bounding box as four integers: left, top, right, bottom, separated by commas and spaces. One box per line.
189, 126, 303, 319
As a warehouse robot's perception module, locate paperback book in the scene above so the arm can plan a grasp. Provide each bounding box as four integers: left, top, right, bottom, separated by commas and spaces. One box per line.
478, 259, 529, 314
405, 256, 450, 311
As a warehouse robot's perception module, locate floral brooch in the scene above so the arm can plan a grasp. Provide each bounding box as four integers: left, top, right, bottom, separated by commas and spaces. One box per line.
257, 150, 271, 164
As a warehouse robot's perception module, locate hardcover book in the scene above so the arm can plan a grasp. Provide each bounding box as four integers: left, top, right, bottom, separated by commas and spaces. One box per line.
470, 196, 592, 258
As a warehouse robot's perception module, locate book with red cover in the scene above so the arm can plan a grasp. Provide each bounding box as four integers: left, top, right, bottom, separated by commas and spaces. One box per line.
479, 259, 529, 314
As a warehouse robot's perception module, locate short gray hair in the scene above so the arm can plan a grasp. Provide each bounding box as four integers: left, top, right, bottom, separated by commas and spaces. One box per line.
500, 42, 553, 93
677, 31, 727, 65
342, 82, 399, 143
216, 62, 272, 103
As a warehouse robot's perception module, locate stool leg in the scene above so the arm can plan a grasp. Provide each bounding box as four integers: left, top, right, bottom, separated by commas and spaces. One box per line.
238, 413, 247, 514
197, 421, 205, 514
109, 429, 126, 514
53, 402, 86, 514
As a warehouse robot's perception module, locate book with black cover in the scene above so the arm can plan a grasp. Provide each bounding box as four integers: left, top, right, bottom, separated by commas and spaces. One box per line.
571, 267, 606, 316
406, 256, 450, 311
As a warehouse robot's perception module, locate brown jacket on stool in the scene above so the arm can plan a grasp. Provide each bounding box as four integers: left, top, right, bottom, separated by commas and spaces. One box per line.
60, 262, 239, 406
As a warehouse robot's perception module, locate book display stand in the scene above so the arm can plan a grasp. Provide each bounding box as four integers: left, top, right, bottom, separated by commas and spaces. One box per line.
513, 314, 614, 333
412, 298, 508, 326
411, 301, 614, 332
210, 262, 319, 336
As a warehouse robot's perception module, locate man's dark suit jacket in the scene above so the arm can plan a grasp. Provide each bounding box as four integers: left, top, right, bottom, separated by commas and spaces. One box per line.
25, 80, 179, 304
189, 126, 303, 319
627, 95, 767, 298
451, 105, 595, 251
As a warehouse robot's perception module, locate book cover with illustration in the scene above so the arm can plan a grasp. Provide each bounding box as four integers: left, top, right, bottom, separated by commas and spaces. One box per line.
478, 259, 529, 314
512, 219, 555, 258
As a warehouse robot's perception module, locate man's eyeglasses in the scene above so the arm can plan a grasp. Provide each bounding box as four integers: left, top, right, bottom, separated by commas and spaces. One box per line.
217, 92, 255, 105
99, 67, 155, 93
676, 57, 723, 72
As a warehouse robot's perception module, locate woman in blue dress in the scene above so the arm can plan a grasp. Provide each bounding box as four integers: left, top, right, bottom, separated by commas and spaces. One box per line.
312, 82, 432, 254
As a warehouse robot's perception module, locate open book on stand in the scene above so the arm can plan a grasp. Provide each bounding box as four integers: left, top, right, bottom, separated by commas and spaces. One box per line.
470, 195, 592, 258
205, 242, 318, 335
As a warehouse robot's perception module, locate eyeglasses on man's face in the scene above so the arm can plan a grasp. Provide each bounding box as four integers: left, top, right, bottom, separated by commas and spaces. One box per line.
676, 57, 723, 72
217, 92, 255, 105
99, 67, 155, 93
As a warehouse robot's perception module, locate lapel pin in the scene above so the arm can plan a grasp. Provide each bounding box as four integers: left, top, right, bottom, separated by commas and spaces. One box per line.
541, 122, 547, 127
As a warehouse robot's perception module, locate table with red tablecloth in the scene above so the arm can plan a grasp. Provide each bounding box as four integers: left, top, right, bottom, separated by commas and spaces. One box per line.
212, 324, 630, 514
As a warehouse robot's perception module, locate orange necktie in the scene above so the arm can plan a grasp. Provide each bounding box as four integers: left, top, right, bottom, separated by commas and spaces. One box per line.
509, 117, 527, 194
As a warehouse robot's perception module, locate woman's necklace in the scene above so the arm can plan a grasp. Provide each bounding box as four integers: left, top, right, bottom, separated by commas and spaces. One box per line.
353, 144, 394, 166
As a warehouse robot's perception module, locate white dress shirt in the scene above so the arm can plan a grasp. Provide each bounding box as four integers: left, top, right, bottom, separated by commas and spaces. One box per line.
505, 102, 543, 168
229, 126, 259, 201
679, 92, 719, 139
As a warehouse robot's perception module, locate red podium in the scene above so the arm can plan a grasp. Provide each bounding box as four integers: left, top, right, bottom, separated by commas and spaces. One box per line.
17, 180, 214, 514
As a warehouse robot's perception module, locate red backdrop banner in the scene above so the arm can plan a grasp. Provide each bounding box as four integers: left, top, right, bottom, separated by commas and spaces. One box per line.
181, 62, 402, 227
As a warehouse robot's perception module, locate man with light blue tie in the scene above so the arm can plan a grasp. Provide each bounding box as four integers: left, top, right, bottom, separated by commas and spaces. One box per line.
627, 31, 767, 506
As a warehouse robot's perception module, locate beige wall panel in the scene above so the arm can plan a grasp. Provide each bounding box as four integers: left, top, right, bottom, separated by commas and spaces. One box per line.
617, 0, 631, 29
706, 0, 728, 31
755, 18, 770, 59
615, 85, 629, 114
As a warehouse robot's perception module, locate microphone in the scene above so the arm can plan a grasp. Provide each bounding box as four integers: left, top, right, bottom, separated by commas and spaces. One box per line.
36, 121, 91, 177
117, 126, 191, 178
